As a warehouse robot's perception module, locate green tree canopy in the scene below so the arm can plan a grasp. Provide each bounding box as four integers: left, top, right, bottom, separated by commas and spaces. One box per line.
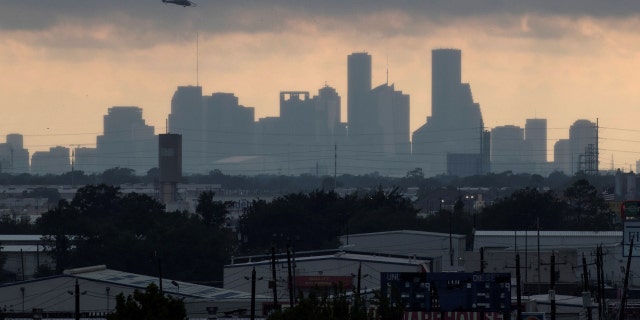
238, 188, 420, 254
37, 184, 231, 281
195, 191, 232, 229
107, 283, 187, 320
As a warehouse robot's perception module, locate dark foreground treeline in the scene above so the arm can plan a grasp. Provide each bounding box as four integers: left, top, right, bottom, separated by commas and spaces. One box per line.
0, 171, 619, 283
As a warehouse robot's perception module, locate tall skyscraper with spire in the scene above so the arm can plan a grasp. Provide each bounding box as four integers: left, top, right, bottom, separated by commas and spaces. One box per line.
412, 49, 484, 176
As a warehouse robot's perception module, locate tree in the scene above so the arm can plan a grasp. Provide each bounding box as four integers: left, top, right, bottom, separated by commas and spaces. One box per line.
195, 191, 231, 229
107, 283, 187, 320
100, 167, 140, 186
563, 179, 615, 230
37, 184, 232, 281
406, 168, 424, 179
478, 188, 567, 231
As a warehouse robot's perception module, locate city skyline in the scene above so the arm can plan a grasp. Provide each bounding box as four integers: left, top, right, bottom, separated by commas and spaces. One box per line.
2, 1, 640, 170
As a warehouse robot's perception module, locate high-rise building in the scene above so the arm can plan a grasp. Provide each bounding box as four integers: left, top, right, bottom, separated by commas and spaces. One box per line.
202, 92, 255, 162
524, 118, 548, 174
347, 52, 372, 141
525, 119, 547, 163
168, 86, 203, 174
491, 125, 524, 173
368, 83, 411, 156
31, 146, 70, 175
74, 147, 98, 173
553, 139, 571, 174
96, 106, 156, 174
412, 49, 484, 176
431, 49, 462, 121
0, 134, 29, 173
569, 119, 598, 174
481, 130, 491, 174
314, 85, 343, 140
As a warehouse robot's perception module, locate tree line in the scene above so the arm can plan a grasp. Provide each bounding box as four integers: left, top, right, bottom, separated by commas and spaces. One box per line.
0, 173, 619, 283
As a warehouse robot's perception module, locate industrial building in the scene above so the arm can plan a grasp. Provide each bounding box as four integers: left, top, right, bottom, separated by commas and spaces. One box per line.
338, 230, 466, 272
0, 265, 268, 319
223, 249, 433, 308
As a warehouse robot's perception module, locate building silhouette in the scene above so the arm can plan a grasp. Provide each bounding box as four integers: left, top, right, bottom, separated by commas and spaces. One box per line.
74, 147, 98, 174
412, 49, 484, 176
9, 50, 604, 178
202, 92, 255, 162
159, 133, 182, 206
347, 52, 372, 146
254, 86, 346, 175
31, 146, 70, 175
491, 125, 524, 173
0, 134, 30, 174
95, 106, 157, 174
168, 86, 204, 174
570, 119, 598, 174
553, 139, 571, 174
524, 118, 548, 174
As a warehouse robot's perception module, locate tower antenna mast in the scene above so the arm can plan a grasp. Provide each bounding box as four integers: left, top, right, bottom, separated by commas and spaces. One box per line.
196, 31, 199, 86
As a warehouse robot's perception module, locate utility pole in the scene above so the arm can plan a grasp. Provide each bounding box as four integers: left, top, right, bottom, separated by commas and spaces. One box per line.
20, 249, 24, 281
537, 217, 541, 294
334, 144, 337, 190
582, 253, 592, 320
480, 247, 485, 273
75, 279, 80, 320
620, 236, 634, 320
251, 267, 256, 320
550, 252, 556, 320
286, 244, 294, 308
516, 253, 522, 320
596, 246, 603, 320
356, 262, 362, 314
157, 256, 163, 294
449, 209, 453, 267
598, 246, 606, 320
271, 246, 279, 311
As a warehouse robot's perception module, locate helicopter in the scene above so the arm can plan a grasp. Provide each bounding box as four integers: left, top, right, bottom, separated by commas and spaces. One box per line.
162, 0, 197, 7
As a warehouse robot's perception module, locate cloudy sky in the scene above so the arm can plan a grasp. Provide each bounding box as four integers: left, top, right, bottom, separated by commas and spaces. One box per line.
2, 0, 640, 171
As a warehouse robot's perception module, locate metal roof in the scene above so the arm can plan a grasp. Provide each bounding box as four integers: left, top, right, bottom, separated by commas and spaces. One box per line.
475, 230, 622, 237
344, 230, 466, 239
227, 250, 431, 268
473, 230, 623, 252
0, 234, 43, 241
61, 265, 266, 301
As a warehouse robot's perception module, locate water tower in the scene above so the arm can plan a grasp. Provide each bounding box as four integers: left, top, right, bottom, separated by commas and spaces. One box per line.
158, 133, 182, 204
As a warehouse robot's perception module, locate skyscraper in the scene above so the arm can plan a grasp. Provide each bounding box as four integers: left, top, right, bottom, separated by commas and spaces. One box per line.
0, 134, 29, 173
168, 86, 203, 174
96, 106, 156, 174
491, 125, 524, 173
524, 118, 548, 174
569, 119, 598, 174
412, 49, 484, 176
368, 83, 410, 156
314, 85, 342, 139
347, 52, 372, 140
431, 49, 462, 121
202, 92, 255, 161
31, 146, 70, 175
554, 139, 571, 174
